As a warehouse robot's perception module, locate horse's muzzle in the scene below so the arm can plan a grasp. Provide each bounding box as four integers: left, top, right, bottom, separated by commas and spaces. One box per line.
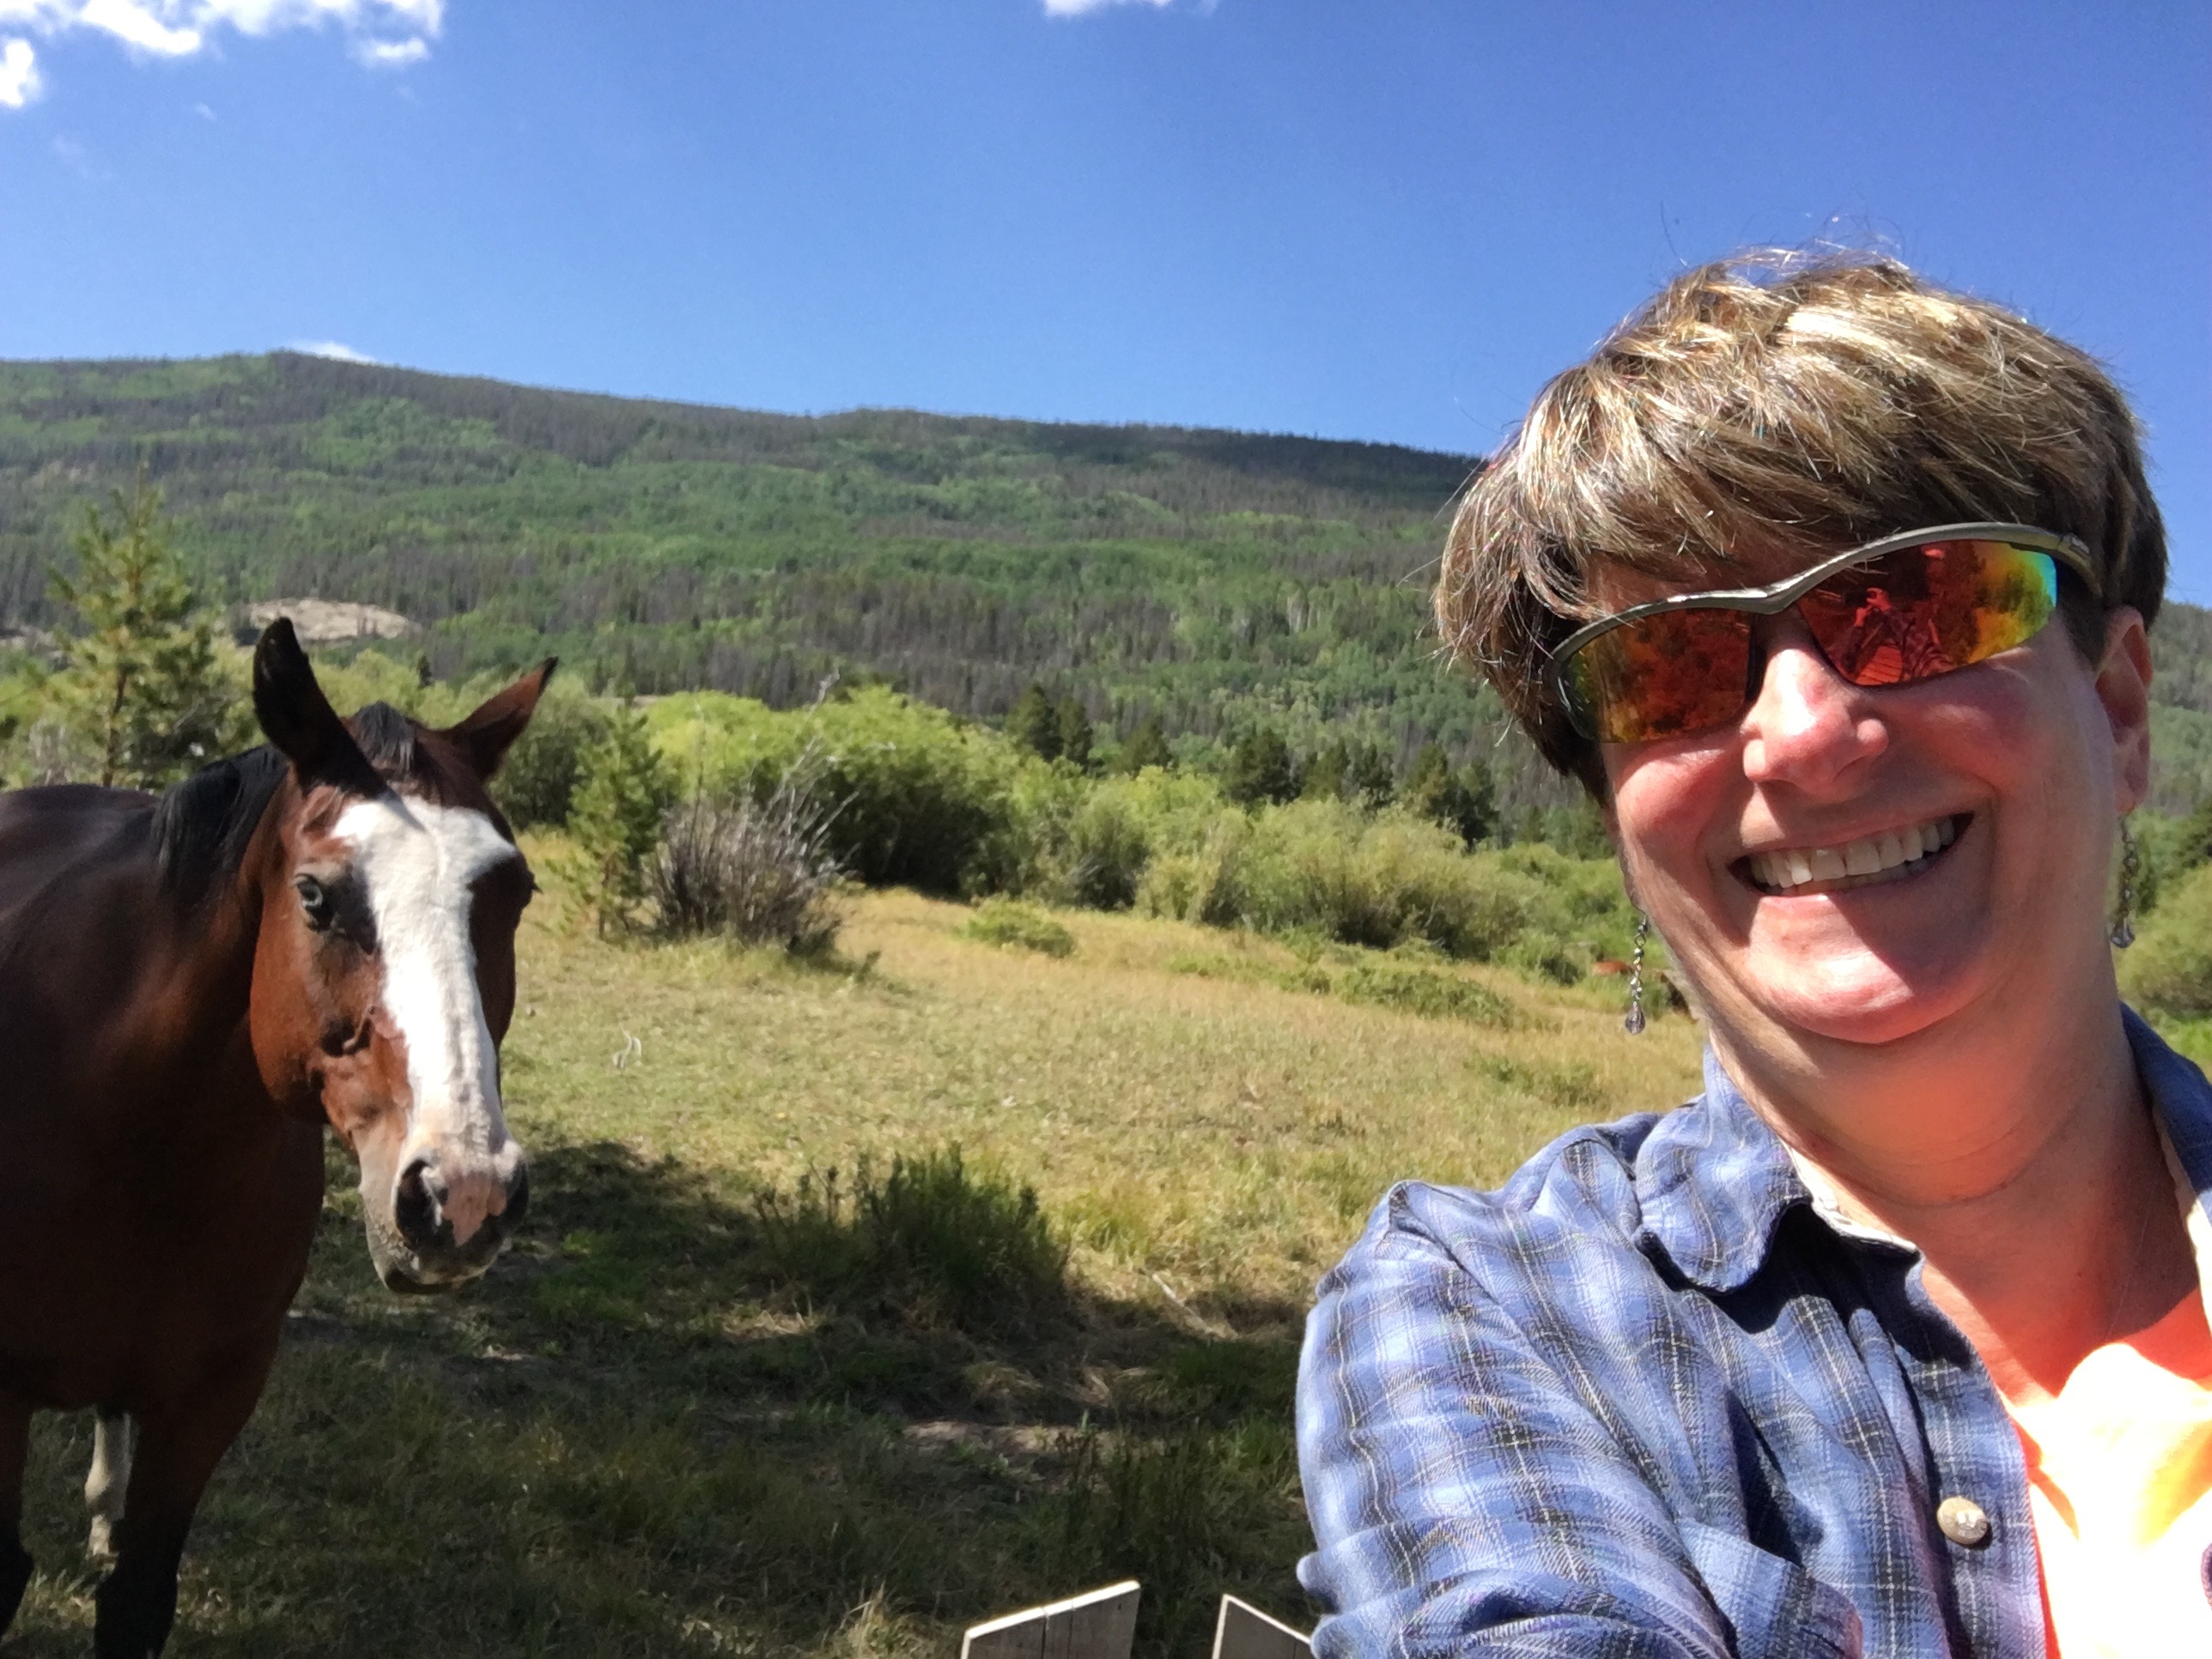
379, 1152, 529, 1291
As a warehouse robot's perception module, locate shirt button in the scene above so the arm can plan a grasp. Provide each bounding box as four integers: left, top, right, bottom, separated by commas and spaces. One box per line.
1937, 1496, 1991, 1547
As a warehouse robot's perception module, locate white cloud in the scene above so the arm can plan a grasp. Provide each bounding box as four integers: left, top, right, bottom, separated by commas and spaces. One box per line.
82, 0, 198, 53
0, 0, 438, 105
0, 36, 39, 106
1042, 0, 1174, 13
349, 31, 420, 65
289, 339, 379, 363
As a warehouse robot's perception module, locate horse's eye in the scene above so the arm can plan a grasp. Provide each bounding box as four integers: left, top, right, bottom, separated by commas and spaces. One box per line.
295, 875, 332, 928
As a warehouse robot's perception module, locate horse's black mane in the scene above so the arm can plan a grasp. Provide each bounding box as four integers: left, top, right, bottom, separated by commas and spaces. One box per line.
150, 702, 421, 905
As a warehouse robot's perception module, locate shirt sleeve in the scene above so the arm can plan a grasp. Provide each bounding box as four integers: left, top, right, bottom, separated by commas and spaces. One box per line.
1296, 1188, 1743, 1659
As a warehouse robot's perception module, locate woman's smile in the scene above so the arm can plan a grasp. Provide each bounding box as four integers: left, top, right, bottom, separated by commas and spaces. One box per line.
1740, 811, 1968, 897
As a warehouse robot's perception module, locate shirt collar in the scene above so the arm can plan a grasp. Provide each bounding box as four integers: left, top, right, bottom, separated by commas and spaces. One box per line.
2124, 1006, 2212, 1225
1634, 1009, 2212, 1296
1632, 1045, 1817, 1293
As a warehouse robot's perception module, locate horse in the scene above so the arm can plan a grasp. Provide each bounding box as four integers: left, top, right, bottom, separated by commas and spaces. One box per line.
0, 620, 552, 1657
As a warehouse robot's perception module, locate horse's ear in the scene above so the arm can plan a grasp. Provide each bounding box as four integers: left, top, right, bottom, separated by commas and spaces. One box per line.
252, 620, 384, 795
441, 659, 557, 781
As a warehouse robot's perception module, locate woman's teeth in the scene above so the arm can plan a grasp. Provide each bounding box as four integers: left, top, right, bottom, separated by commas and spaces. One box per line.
1747, 815, 1960, 895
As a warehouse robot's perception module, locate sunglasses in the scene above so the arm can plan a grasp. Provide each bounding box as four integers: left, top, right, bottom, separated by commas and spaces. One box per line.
1548, 522, 2100, 745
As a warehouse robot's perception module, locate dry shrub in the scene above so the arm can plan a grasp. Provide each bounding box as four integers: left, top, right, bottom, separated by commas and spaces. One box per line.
652, 744, 847, 951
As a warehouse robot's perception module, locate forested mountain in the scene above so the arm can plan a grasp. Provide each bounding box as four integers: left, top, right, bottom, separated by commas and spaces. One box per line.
3, 352, 2209, 813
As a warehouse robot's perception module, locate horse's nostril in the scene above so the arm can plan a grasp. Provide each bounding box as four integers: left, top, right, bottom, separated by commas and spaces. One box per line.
393, 1158, 439, 1245
501, 1165, 530, 1231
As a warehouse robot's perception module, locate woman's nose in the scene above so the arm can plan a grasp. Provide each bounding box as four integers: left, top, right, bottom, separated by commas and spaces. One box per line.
1740, 626, 1888, 793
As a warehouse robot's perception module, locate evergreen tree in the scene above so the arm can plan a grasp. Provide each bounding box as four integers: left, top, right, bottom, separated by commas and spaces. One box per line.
1301, 738, 1348, 801
1224, 726, 1298, 806
1405, 744, 1498, 844
1008, 682, 1060, 761
1115, 713, 1172, 774
48, 477, 246, 789
558, 702, 675, 934
1447, 757, 1498, 846
1347, 740, 1395, 810
1054, 696, 1093, 771
1401, 742, 1452, 820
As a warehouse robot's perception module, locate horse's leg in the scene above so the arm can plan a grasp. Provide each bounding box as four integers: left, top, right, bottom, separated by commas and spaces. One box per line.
0, 1393, 31, 1635
94, 1341, 276, 1659
85, 1406, 132, 1561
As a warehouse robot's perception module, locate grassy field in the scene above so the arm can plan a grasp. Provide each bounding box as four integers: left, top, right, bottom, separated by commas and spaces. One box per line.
7, 871, 1703, 1657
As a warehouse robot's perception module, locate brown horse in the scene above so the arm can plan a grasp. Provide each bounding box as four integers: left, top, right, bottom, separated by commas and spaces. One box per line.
0, 621, 551, 1656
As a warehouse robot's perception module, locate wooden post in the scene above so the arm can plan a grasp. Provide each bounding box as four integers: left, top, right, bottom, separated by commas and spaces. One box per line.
1212, 1595, 1312, 1659
961, 1580, 1142, 1659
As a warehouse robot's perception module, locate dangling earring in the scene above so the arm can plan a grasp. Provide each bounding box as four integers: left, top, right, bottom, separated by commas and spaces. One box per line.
1625, 912, 1649, 1035
2112, 817, 2140, 950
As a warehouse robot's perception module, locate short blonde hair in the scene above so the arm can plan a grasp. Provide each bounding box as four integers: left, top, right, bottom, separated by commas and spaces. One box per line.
1436, 251, 2166, 796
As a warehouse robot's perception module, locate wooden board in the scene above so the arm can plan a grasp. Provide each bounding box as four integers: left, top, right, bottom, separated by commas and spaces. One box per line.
1212, 1595, 1313, 1659
961, 1580, 1142, 1659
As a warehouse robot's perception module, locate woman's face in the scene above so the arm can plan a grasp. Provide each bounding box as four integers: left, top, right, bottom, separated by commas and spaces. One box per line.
1601, 580, 2151, 1054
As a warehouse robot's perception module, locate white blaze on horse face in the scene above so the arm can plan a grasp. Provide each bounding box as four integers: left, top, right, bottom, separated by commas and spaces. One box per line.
334, 794, 522, 1247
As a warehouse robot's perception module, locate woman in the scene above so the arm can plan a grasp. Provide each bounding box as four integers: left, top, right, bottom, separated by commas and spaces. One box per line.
1297, 252, 2201, 1658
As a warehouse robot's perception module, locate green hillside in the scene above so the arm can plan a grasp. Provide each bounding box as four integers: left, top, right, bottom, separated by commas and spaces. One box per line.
3, 352, 2209, 812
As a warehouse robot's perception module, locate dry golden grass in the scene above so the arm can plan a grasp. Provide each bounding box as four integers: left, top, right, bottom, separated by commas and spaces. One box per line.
8, 878, 1703, 1658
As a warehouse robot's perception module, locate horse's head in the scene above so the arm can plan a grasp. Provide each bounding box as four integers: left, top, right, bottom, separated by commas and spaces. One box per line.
246, 621, 551, 1294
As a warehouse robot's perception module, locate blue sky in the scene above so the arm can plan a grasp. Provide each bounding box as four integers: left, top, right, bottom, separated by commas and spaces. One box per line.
1, 2, 2207, 595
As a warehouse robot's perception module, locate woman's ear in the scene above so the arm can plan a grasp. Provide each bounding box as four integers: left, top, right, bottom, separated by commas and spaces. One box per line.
2094, 607, 2153, 815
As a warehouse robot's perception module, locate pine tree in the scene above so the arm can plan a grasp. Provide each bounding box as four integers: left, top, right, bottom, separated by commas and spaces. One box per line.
1450, 758, 1498, 845
1301, 738, 1348, 801
1347, 741, 1395, 810
1115, 713, 1172, 774
1401, 742, 1452, 821
1404, 744, 1498, 846
558, 702, 675, 934
48, 476, 246, 789
1054, 696, 1093, 771
1224, 726, 1298, 806
1008, 682, 1060, 761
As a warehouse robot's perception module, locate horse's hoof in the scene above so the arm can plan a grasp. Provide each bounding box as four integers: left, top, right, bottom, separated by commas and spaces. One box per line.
93, 1562, 177, 1659
87, 1516, 118, 1562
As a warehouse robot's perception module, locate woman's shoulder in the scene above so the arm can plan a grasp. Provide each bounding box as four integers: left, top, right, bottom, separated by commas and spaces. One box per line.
1344, 1104, 1686, 1273
1330, 1082, 1797, 1299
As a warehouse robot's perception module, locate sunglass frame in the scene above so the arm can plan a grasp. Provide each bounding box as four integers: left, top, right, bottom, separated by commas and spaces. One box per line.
1546, 521, 2101, 743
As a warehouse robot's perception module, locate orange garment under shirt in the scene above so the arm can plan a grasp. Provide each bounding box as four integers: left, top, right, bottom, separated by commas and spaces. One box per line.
2007, 1276, 2212, 1656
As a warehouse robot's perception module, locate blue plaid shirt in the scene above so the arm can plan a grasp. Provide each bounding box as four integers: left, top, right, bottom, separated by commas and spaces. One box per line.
1297, 1010, 2212, 1658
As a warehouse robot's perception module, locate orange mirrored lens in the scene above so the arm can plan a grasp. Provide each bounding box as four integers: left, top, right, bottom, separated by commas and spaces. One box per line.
1564, 539, 2060, 744
1569, 607, 1752, 743
1796, 540, 2057, 687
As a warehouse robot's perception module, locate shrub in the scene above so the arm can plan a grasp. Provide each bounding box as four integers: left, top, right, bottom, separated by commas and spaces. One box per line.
959, 899, 1075, 958
1169, 946, 1517, 1027
1036, 783, 1152, 909
651, 747, 846, 952
1333, 959, 1517, 1025
651, 687, 1021, 894
2119, 860, 2212, 1015
750, 1147, 1069, 1331
492, 676, 614, 830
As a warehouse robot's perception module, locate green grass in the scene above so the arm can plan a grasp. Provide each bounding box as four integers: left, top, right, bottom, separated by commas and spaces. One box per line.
956, 900, 1077, 960
6, 863, 1704, 1657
